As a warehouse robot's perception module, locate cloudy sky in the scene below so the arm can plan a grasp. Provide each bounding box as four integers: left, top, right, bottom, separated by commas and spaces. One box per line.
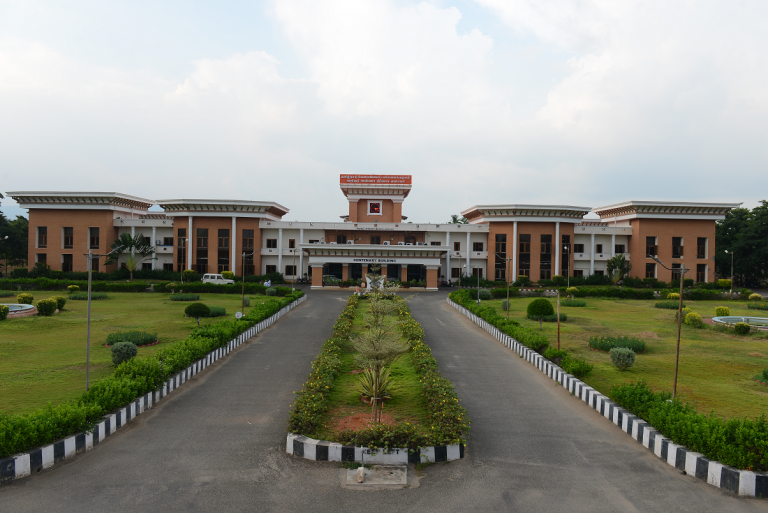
1, 0, 766, 222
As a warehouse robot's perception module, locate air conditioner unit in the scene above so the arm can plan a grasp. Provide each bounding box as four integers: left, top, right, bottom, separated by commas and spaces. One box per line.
406, 243, 414, 246
398, 242, 405, 246
330, 242, 337, 245
383, 241, 390, 245
347, 240, 354, 244
416, 242, 424, 246
155, 240, 161, 245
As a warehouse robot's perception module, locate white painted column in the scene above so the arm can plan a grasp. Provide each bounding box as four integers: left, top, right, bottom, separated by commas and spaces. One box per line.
466, 231, 471, 276
278, 228, 283, 276
446, 232, 451, 282
151, 226, 157, 270
299, 228, 304, 278
555, 222, 560, 277
231, 217, 237, 274
611, 234, 616, 257
590, 233, 595, 275
130, 226, 135, 259
512, 221, 518, 281
187, 217, 193, 270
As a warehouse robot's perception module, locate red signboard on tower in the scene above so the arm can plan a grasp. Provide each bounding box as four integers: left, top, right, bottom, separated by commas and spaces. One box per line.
339, 174, 412, 185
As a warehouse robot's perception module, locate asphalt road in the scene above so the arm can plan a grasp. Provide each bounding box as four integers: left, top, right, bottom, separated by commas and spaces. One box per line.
0, 292, 764, 512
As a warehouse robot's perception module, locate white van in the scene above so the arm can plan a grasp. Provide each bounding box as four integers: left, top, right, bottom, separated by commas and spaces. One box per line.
201, 273, 235, 285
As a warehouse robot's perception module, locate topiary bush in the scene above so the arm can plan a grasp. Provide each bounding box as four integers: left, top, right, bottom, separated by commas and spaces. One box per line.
750, 293, 763, 301
111, 342, 138, 366
715, 306, 730, 317
501, 299, 510, 311
185, 302, 210, 325
243, 297, 251, 307
478, 289, 491, 301
106, 330, 158, 347
684, 311, 704, 328
221, 271, 235, 280
565, 287, 578, 299
165, 282, 177, 293
207, 306, 226, 317
666, 292, 680, 300
563, 299, 586, 307
17, 293, 34, 305
67, 285, 80, 293
734, 322, 751, 336
610, 347, 636, 371
552, 275, 566, 286
717, 279, 731, 289
266, 288, 277, 296
182, 269, 197, 281
35, 298, 58, 316
0, 304, 8, 321
51, 296, 67, 311
527, 298, 554, 318
169, 293, 200, 301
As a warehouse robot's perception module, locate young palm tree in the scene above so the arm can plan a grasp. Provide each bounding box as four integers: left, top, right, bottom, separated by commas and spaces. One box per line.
104, 233, 155, 281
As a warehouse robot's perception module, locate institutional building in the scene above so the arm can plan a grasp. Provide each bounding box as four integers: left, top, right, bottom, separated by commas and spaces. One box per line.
9, 175, 738, 290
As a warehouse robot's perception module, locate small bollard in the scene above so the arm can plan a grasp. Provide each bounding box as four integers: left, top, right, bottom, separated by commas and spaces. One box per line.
356, 467, 365, 483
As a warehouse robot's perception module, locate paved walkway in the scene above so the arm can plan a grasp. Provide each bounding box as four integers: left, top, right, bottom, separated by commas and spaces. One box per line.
0, 292, 764, 511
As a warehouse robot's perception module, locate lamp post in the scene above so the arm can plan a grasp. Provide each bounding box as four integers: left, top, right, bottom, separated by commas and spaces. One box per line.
179, 238, 189, 286
1, 235, 8, 277
496, 252, 513, 320
564, 244, 570, 289
242, 248, 260, 315
724, 249, 734, 299
651, 255, 689, 400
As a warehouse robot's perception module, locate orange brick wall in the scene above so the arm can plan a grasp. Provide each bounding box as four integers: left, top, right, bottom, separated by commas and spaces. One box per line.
27, 209, 119, 272
178, 216, 263, 275
487, 221, 575, 281
350, 199, 398, 223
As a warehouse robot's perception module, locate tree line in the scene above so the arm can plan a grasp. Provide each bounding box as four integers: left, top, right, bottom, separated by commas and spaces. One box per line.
715, 200, 768, 287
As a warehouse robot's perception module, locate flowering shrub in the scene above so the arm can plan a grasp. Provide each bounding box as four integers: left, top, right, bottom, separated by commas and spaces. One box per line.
684, 311, 704, 328
715, 306, 730, 317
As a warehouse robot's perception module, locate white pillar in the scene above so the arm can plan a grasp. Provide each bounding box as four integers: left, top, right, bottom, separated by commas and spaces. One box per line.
590, 233, 595, 275
299, 228, 304, 279
130, 226, 135, 258
512, 221, 518, 281
151, 226, 157, 270
231, 217, 237, 274
555, 222, 560, 277
446, 232, 451, 282
187, 217, 193, 271
466, 231, 471, 276
278, 228, 283, 277
611, 234, 616, 257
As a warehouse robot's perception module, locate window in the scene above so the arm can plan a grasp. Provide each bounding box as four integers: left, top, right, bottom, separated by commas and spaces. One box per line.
495, 234, 507, 281
266, 265, 276, 274
646, 236, 657, 257
594, 270, 604, 276
672, 237, 683, 258
574, 244, 585, 253
473, 242, 484, 251
36, 253, 47, 264
163, 237, 173, 246
615, 245, 625, 254
62, 254, 73, 272
142, 263, 152, 270
163, 263, 174, 271
697, 264, 706, 283
89, 227, 99, 249
218, 229, 229, 249
697, 238, 706, 259
243, 229, 254, 249
336, 235, 347, 244
267, 239, 277, 248
540, 234, 552, 280
431, 241, 441, 246
562, 235, 570, 275
672, 263, 681, 280
645, 263, 656, 278
519, 234, 531, 253
217, 229, 230, 273
595, 244, 603, 254
454, 242, 461, 251
63, 227, 73, 249
404, 236, 416, 244
91, 258, 99, 272
196, 228, 208, 274
518, 234, 531, 277
451, 268, 461, 278
177, 228, 187, 272
370, 236, 381, 245
37, 227, 47, 248
573, 270, 584, 277
289, 239, 295, 249
285, 265, 297, 276
472, 268, 483, 278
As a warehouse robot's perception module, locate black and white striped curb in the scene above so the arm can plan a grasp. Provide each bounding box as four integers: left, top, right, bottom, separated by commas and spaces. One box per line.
286, 434, 464, 464
447, 298, 768, 498
0, 295, 307, 485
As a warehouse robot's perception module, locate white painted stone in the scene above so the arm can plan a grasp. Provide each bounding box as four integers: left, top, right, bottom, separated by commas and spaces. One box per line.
14, 453, 30, 478
328, 443, 343, 462
420, 446, 436, 463
708, 461, 723, 487
685, 451, 702, 476
303, 439, 317, 460
86, 432, 94, 450
42, 445, 54, 469
739, 470, 756, 496
653, 436, 665, 458
666, 442, 678, 467
447, 445, 461, 461
64, 436, 76, 458
356, 467, 365, 483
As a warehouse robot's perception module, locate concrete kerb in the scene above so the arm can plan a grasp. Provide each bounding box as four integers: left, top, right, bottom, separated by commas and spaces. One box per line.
0, 295, 307, 485
286, 433, 464, 465
446, 297, 768, 498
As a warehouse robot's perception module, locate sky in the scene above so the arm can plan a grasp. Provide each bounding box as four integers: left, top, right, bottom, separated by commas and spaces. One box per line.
1, 0, 766, 223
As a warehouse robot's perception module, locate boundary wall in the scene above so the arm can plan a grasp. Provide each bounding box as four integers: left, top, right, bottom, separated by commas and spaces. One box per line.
0, 296, 307, 485
447, 298, 768, 498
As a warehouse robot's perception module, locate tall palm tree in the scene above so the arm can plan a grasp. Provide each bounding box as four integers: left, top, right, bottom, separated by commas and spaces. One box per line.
448, 214, 468, 224
104, 233, 155, 281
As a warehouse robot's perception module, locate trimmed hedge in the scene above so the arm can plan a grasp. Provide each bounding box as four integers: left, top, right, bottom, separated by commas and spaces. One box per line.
111, 342, 138, 366
715, 306, 730, 317
748, 303, 768, 311
527, 298, 554, 318
169, 294, 200, 301
69, 292, 108, 300
610, 381, 768, 471
542, 347, 593, 378
35, 298, 58, 316
185, 303, 210, 319
105, 331, 157, 347
0, 304, 8, 321
588, 335, 646, 353
0, 291, 14, 297
562, 299, 586, 307
610, 347, 636, 371
17, 293, 34, 304
207, 306, 226, 317
734, 322, 751, 336
526, 313, 567, 322
655, 301, 684, 310
571, 287, 654, 300
0, 277, 282, 296
0, 291, 303, 458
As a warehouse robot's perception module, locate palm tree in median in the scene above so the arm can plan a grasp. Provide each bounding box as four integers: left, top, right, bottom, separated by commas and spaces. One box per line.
104, 233, 155, 281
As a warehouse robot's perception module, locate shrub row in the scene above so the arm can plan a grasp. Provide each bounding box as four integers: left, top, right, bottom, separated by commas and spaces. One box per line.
169, 294, 200, 301
542, 348, 594, 378
0, 304, 8, 321
588, 335, 646, 353
0, 278, 293, 296
610, 381, 768, 471
749, 303, 768, 311
526, 313, 567, 322
0, 291, 304, 458
0, 291, 14, 297
562, 299, 586, 307
105, 331, 158, 347
655, 301, 684, 310
69, 292, 108, 300
287, 296, 356, 435
11, 267, 286, 284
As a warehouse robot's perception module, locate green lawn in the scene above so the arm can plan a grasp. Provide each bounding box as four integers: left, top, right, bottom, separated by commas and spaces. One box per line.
0, 291, 271, 415
482, 297, 768, 420
310, 300, 428, 441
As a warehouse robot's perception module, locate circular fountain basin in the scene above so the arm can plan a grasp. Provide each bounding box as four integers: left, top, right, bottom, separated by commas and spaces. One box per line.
712, 316, 768, 330
4, 303, 38, 318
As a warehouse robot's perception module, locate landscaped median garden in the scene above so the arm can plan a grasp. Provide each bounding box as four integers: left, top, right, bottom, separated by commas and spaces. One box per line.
449, 289, 768, 471
287, 292, 469, 456
0, 289, 305, 459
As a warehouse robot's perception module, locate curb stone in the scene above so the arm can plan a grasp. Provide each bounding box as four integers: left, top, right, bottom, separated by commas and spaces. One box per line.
446, 297, 768, 498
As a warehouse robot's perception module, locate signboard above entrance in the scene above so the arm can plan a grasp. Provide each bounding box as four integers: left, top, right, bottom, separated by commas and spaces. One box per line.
340, 174, 412, 185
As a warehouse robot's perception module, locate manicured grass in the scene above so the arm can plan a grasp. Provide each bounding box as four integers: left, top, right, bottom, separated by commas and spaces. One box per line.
483, 297, 768, 420
0, 291, 271, 415
310, 300, 428, 441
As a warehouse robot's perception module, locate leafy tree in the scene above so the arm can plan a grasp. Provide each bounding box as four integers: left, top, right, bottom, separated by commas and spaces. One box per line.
606, 254, 632, 282
716, 201, 768, 287
527, 298, 554, 329
103, 233, 155, 281
448, 214, 468, 224
0, 211, 28, 276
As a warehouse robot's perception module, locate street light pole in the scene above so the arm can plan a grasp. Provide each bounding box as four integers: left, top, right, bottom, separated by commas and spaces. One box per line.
652, 255, 688, 400
564, 245, 570, 289
496, 252, 513, 320
477, 267, 480, 305
242, 248, 260, 315
725, 249, 734, 299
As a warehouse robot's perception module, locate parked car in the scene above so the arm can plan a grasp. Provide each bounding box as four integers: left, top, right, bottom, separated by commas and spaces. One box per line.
201, 273, 235, 285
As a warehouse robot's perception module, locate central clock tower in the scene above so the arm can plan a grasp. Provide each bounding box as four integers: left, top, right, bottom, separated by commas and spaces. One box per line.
339, 174, 412, 223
